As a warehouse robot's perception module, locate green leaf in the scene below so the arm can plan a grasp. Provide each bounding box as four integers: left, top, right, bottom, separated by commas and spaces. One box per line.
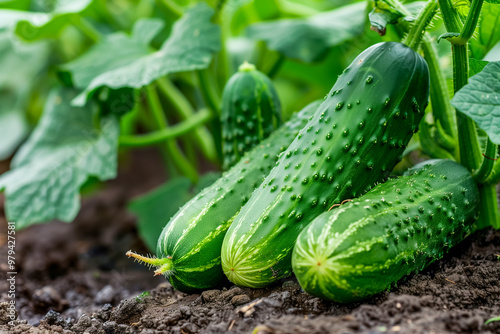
0, 31, 49, 159
368, 1, 426, 35
451, 61, 500, 144
484, 0, 500, 4
469, 58, 489, 76
0, 107, 29, 160
0, 0, 93, 41
246, 2, 366, 63
470, 3, 500, 60
60, 18, 164, 89
129, 178, 192, 252
369, 3, 404, 35
71, 3, 221, 106
0, 88, 119, 228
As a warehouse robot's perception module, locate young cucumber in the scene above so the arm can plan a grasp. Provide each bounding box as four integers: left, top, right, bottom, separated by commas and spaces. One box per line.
221, 42, 430, 288
292, 159, 480, 302
222, 62, 282, 169
127, 100, 320, 292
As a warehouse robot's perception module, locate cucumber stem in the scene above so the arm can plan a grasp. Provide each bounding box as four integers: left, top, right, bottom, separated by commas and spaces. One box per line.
452, 42, 482, 172
459, 0, 484, 43
126, 251, 174, 276
419, 120, 456, 160
434, 119, 457, 152
473, 137, 498, 183
403, 0, 438, 51
384, 0, 457, 145
437, 0, 463, 33
420, 39, 458, 144
486, 161, 500, 185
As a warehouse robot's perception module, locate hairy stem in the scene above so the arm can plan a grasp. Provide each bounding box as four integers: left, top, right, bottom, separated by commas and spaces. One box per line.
403, 0, 438, 51
453, 44, 482, 171
126, 251, 174, 276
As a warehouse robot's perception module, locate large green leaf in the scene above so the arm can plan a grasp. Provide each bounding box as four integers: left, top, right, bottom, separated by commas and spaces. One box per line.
0, 0, 93, 41
60, 18, 164, 89
246, 2, 366, 63
470, 3, 500, 60
469, 58, 489, 76
0, 88, 119, 228
0, 31, 49, 159
71, 3, 221, 106
451, 61, 500, 144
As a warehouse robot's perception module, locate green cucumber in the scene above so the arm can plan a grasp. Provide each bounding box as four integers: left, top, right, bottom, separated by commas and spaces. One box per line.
221, 42, 430, 288
127, 100, 320, 292
292, 159, 480, 302
221, 62, 282, 170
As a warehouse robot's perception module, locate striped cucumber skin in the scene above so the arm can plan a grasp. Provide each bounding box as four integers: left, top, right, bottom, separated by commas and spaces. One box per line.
221, 62, 282, 170
154, 101, 320, 292
221, 42, 430, 288
292, 159, 480, 302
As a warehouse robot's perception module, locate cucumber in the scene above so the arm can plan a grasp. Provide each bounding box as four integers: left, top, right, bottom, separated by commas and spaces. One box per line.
221, 62, 282, 169
127, 100, 320, 292
292, 159, 480, 302
221, 42, 430, 288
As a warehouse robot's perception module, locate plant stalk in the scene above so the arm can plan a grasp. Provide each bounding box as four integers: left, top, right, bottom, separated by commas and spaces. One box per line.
198, 69, 221, 115
473, 137, 497, 183
403, 0, 438, 51
156, 78, 217, 163
119, 109, 212, 147
387, 0, 457, 144
146, 86, 198, 182
476, 184, 500, 230
452, 44, 482, 171
485, 160, 500, 185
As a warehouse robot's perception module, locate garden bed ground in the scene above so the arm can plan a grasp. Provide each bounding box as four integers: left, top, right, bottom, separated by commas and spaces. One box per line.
0, 151, 499, 334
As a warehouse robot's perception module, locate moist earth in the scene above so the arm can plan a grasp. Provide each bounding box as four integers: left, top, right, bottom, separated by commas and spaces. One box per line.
0, 152, 499, 334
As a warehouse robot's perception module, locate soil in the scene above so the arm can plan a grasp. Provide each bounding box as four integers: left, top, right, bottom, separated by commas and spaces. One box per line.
0, 150, 499, 334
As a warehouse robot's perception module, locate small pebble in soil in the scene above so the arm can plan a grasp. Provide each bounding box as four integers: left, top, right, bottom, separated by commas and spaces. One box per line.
95, 285, 116, 305
33, 286, 67, 311
231, 295, 251, 306
201, 290, 220, 303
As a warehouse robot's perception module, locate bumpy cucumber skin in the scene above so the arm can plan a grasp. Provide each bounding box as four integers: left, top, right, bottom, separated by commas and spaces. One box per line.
292, 160, 480, 302
221, 65, 282, 170
156, 101, 320, 292
221, 42, 430, 288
